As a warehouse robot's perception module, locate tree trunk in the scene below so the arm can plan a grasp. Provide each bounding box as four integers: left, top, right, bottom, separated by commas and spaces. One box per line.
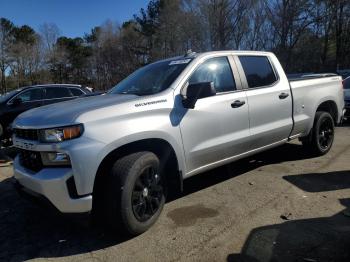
0, 65, 6, 94
335, 0, 344, 70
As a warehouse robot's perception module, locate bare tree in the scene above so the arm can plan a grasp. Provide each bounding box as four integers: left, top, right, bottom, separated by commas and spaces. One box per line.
334, 0, 350, 70
313, 0, 335, 69
197, 0, 252, 50
86, 20, 124, 90
241, 0, 271, 50
264, 0, 316, 70
156, 0, 190, 58
199, 0, 235, 50
231, 0, 253, 49
39, 23, 60, 53
0, 18, 14, 93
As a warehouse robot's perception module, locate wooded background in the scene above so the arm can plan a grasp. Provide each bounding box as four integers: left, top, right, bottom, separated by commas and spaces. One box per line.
1, 0, 350, 93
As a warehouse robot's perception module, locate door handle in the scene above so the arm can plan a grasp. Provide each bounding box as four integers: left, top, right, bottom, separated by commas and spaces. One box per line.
231, 100, 246, 108
279, 93, 289, 99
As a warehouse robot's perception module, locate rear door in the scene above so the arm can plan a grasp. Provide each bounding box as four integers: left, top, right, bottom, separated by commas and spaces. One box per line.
42, 86, 75, 105
178, 56, 250, 174
235, 55, 293, 149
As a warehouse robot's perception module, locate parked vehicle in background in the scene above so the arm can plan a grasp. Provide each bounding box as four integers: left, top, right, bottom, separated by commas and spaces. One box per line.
12, 51, 344, 236
337, 69, 350, 79
0, 84, 90, 141
343, 76, 350, 120
82, 90, 105, 97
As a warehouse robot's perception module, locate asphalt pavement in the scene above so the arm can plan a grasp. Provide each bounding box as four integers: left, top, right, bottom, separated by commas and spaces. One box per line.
0, 125, 349, 262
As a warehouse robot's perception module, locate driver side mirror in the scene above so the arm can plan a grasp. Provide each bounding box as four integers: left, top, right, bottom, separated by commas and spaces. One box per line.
11, 97, 22, 106
181, 82, 216, 109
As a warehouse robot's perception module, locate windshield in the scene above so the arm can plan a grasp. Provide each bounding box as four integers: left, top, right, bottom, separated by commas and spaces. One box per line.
0, 89, 20, 103
109, 58, 192, 96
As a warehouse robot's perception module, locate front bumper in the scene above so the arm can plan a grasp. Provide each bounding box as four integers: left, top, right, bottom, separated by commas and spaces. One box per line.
13, 156, 92, 213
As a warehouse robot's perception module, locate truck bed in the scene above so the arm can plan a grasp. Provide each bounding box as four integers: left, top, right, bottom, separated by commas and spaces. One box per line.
288, 74, 344, 138
287, 73, 338, 81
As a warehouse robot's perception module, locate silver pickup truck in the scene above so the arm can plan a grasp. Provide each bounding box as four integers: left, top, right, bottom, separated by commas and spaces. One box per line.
12, 51, 344, 235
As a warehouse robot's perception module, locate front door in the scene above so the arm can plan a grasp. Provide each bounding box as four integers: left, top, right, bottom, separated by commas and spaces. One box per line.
178, 56, 250, 175
6, 88, 43, 125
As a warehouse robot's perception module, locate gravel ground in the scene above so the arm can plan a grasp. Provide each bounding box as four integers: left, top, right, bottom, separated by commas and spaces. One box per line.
0, 125, 349, 262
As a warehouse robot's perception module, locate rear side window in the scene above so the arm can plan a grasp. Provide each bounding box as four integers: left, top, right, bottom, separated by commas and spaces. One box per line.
44, 87, 72, 99
70, 88, 84, 96
189, 57, 236, 93
239, 56, 277, 88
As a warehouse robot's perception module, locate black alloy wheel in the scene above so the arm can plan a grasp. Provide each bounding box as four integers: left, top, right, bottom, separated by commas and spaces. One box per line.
132, 166, 163, 222
318, 116, 334, 150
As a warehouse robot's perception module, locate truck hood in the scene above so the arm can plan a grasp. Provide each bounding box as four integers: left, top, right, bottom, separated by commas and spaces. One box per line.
13, 94, 138, 129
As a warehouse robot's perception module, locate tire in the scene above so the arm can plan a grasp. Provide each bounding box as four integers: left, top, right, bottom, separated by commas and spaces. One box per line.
0, 123, 3, 139
101, 152, 165, 235
302, 111, 335, 156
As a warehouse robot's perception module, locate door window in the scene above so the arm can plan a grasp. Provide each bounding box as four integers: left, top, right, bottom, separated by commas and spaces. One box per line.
70, 88, 84, 96
239, 56, 277, 88
44, 87, 72, 99
189, 57, 236, 93
15, 89, 42, 102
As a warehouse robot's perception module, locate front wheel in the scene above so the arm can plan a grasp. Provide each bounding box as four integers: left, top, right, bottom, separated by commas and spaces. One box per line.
301, 111, 335, 156
102, 152, 165, 235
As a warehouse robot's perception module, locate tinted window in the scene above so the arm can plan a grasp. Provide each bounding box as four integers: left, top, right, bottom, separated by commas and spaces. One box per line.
70, 88, 84, 96
239, 56, 277, 88
0, 89, 20, 103
189, 57, 236, 93
45, 87, 71, 99
15, 89, 42, 102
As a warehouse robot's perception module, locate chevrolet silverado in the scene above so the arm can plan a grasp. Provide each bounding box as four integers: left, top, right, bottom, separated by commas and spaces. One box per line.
12, 51, 344, 235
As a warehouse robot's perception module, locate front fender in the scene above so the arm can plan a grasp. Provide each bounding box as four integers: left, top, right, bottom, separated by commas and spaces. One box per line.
97, 130, 186, 176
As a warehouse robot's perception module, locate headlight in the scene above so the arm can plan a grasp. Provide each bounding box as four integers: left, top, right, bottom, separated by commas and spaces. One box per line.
39, 124, 83, 143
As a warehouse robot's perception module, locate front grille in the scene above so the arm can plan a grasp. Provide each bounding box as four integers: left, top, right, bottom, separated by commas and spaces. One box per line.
14, 128, 39, 141
19, 149, 43, 172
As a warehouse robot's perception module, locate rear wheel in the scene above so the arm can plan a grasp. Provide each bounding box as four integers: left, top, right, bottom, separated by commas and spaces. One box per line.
100, 152, 165, 235
0, 123, 3, 139
301, 111, 334, 156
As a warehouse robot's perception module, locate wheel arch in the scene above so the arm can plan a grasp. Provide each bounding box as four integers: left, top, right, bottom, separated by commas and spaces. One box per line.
316, 100, 338, 123
93, 138, 184, 200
